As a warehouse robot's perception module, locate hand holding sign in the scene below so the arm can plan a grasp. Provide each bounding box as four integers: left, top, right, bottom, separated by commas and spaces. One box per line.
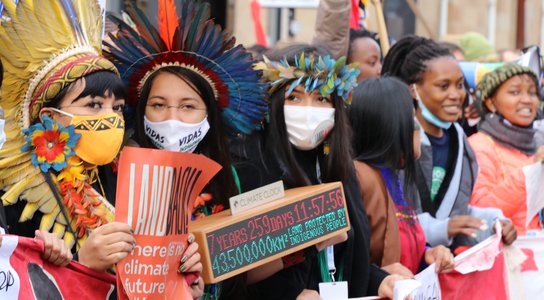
424, 245, 454, 273
115, 147, 222, 300
78, 222, 136, 272
178, 234, 202, 274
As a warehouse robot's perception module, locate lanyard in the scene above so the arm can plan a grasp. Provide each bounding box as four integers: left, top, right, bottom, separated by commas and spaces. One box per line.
319, 246, 344, 282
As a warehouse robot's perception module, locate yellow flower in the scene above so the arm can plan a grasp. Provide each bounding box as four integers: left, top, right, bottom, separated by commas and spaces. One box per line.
57, 156, 87, 183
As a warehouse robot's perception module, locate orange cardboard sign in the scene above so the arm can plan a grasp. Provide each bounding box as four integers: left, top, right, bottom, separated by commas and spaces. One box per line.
115, 147, 221, 299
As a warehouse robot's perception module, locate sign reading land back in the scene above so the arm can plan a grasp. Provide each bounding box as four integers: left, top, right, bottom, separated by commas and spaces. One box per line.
191, 182, 350, 283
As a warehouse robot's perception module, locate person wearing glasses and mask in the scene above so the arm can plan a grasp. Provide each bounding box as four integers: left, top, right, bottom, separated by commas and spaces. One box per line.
104, 1, 267, 298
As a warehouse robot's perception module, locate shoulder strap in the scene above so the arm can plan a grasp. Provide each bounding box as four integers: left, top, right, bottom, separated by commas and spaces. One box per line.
231, 165, 242, 194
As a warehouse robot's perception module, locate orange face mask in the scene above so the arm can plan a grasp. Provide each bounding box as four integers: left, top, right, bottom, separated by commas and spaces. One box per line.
51, 108, 124, 165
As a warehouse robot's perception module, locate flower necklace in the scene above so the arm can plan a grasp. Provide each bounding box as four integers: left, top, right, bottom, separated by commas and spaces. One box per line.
22, 115, 110, 237
192, 193, 224, 219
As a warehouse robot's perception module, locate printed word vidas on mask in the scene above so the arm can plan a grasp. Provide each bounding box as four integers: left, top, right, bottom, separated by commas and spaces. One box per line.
144, 116, 210, 153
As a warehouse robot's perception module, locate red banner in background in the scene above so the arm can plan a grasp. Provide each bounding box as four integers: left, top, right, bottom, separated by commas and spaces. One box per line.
0, 235, 115, 299
115, 147, 222, 300
350, 0, 361, 29
251, 0, 268, 47
438, 223, 508, 300
515, 235, 544, 299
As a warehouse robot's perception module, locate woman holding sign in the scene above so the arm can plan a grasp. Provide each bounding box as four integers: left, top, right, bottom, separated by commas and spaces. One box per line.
0, 0, 135, 272
469, 64, 544, 235
103, 0, 267, 298
224, 44, 402, 300
349, 77, 454, 276
380, 36, 517, 250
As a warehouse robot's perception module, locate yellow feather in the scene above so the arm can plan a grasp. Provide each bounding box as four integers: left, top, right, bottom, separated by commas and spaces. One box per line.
55, 211, 68, 226
74, 0, 103, 51
0, 142, 25, 157
39, 205, 60, 231
21, 183, 53, 204
19, 201, 39, 222
0, 152, 30, 168
63, 231, 76, 249
37, 195, 58, 214
2, 172, 41, 204
52, 222, 66, 237
0, 161, 35, 186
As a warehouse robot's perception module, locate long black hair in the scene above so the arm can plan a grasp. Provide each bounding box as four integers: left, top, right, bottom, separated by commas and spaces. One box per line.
349, 77, 416, 187
133, 66, 238, 208
381, 35, 452, 84
264, 44, 354, 187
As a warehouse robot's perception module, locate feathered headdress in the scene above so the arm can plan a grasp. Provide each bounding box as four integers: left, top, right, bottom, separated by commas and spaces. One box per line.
104, 0, 268, 135
0, 0, 117, 247
255, 53, 360, 104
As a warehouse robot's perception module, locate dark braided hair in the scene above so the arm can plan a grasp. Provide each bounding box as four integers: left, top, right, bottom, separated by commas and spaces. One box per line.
381, 35, 452, 84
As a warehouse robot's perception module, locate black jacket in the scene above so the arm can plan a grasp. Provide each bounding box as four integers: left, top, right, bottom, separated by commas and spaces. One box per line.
225, 141, 388, 299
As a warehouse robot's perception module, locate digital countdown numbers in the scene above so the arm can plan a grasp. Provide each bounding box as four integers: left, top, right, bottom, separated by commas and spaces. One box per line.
192, 183, 350, 282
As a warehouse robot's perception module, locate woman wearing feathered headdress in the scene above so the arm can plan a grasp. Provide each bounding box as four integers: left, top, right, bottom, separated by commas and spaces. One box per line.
103, 0, 268, 298
0, 0, 134, 272
217, 44, 402, 299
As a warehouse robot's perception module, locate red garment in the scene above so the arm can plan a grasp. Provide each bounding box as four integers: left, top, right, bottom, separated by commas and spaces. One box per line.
395, 205, 427, 274
469, 132, 540, 235
439, 226, 508, 300
0, 235, 115, 299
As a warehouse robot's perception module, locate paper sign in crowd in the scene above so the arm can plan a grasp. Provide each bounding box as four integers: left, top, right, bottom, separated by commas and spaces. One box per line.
115, 147, 221, 300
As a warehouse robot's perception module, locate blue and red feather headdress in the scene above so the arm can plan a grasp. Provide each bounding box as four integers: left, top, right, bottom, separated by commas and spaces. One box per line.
103, 0, 268, 135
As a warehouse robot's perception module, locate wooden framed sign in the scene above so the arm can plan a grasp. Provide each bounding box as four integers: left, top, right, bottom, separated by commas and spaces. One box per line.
190, 182, 350, 283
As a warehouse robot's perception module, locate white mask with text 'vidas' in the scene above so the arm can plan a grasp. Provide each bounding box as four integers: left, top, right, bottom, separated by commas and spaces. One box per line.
144, 116, 210, 153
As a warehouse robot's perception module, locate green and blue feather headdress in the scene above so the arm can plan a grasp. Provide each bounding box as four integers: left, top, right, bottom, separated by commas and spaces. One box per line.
103, 0, 268, 135
256, 53, 360, 104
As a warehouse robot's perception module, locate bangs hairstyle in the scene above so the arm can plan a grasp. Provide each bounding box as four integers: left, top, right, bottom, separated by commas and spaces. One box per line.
134, 66, 238, 208
45, 71, 127, 110
263, 44, 353, 186
267, 85, 353, 186
349, 77, 416, 186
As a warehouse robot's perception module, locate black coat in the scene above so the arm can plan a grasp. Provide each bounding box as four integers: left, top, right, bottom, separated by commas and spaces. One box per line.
225, 142, 388, 300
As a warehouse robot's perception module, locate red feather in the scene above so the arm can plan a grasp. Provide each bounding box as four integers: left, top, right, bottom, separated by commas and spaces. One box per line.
158, 0, 179, 50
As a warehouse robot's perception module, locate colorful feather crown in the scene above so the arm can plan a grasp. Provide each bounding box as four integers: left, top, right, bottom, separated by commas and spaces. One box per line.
0, 0, 116, 247
255, 53, 360, 104
0, 0, 118, 130
104, 0, 268, 135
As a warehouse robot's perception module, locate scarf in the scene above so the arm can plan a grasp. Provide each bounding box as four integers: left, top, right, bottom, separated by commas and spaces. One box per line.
479, 113, 537, 156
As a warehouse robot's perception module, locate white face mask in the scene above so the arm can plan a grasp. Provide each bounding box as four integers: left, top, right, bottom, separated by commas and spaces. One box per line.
144, 116, 210, 153
284, 106, 335, 150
